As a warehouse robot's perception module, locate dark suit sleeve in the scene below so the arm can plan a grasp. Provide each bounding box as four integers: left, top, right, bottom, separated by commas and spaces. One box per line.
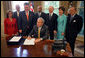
65, 16, 69, 35
18, 12, 22, 30
77, 16, 83, 34
42, 26, 49, 40
54, 14, 58, 31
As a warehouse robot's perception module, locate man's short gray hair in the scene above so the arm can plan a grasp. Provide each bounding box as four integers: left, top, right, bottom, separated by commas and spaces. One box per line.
37, 17, 45, 23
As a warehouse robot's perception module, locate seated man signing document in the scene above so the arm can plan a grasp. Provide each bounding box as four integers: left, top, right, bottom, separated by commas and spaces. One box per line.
27, 17, 49, 43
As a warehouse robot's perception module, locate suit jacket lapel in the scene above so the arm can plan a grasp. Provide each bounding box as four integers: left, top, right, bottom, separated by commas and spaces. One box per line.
49, 13, 53, 20
40, 25, 44, 33
29, 11, 31, 23
40, 12, 43, 17
70, 14, 77, 23
15, 11, 17, 17
23, 11, 28, 23
29, 11, 33, 23
51, 13, 54, 19
37, 13, 39, 17
69, 14, 74, 23
36, 26, 38, 35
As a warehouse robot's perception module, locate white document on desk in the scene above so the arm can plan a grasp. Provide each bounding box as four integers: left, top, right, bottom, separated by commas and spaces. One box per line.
9, 36, 22, 42
23, 38, 35, 45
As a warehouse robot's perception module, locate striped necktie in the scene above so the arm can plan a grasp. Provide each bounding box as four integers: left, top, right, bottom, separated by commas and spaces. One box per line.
49, 13, 51, 20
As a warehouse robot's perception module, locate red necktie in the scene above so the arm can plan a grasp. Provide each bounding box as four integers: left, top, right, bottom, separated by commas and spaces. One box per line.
26, 13, 29, 21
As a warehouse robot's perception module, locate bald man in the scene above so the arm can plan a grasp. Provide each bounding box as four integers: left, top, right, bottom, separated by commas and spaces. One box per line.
65, 7, 83, 56
46, 6, 58, 40
35, 5, 47, 25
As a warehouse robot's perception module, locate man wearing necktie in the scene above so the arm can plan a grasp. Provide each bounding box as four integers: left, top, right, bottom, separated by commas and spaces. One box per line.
27, 17, 49, 43
49, 13, 52, 20
26, 12, 29, 21
65, 7, 83, 56
13, 5, 21, 30
46, 6, 58, 40
70, 15, 74, 23
18, 2, 37, 36
35, 5, 47, 25
38, 27, 41, 38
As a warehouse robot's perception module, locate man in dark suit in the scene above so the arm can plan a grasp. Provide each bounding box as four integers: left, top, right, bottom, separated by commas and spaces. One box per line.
46, 6, 58, 40
18, 3, 37, 36
27, 17, 49, 42
13, 5, 21, 35
65, 7, 83, 56
35, 5, 47, 25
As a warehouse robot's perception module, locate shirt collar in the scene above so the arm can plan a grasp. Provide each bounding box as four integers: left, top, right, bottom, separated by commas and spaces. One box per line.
38, 12, 41, 16
38, 26, 42, 30
59, 14, 64, 18
25, 11, 29, 15
17, 11, 19, 13
49, 12, 53, 16
71, 14, 76, 17
38, 12, 41, 13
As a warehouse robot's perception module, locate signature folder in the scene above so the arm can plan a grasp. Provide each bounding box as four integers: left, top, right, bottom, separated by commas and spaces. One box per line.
7, 36, 23, 45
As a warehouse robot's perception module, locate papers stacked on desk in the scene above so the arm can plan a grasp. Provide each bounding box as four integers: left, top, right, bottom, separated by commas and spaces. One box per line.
23, 38, 35, 45
9, 36, 22, 42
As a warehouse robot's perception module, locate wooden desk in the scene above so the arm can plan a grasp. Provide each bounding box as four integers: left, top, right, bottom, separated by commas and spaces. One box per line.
1, 36, 72, 57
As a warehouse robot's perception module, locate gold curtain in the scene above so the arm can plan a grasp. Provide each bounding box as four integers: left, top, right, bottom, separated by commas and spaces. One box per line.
59, 1, 77, 15
34, 1, 42, 12
59, 1, 69, 15
3, 1, 12, 18
1, 1, 12, 37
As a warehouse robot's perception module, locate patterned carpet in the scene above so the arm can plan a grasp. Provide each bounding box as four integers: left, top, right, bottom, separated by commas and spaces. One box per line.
74, 40, 84, 57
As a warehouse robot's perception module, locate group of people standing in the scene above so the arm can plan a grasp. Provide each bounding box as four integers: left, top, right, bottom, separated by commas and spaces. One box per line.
4, 2, 83, 56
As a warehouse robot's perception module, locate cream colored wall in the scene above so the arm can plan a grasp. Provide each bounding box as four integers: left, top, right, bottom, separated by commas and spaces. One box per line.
1, 1, 5, 38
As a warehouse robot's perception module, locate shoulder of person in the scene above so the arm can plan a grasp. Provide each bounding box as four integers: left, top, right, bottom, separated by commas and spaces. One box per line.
34, 12, 38, 15
63, 14, 67, 18
19, 11, 22, 13
19, 11, 24, 14
47, 13, 49, 15
75, 14, 82, 20
43, 24, 48, 29
42, 12, 46, 14
13, 18, 17, 20
4, 18, 8, 20
53, 13, 58, 17
29, 11, 34, 14
76, 14, 82, 18
67, 14, 71, 18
